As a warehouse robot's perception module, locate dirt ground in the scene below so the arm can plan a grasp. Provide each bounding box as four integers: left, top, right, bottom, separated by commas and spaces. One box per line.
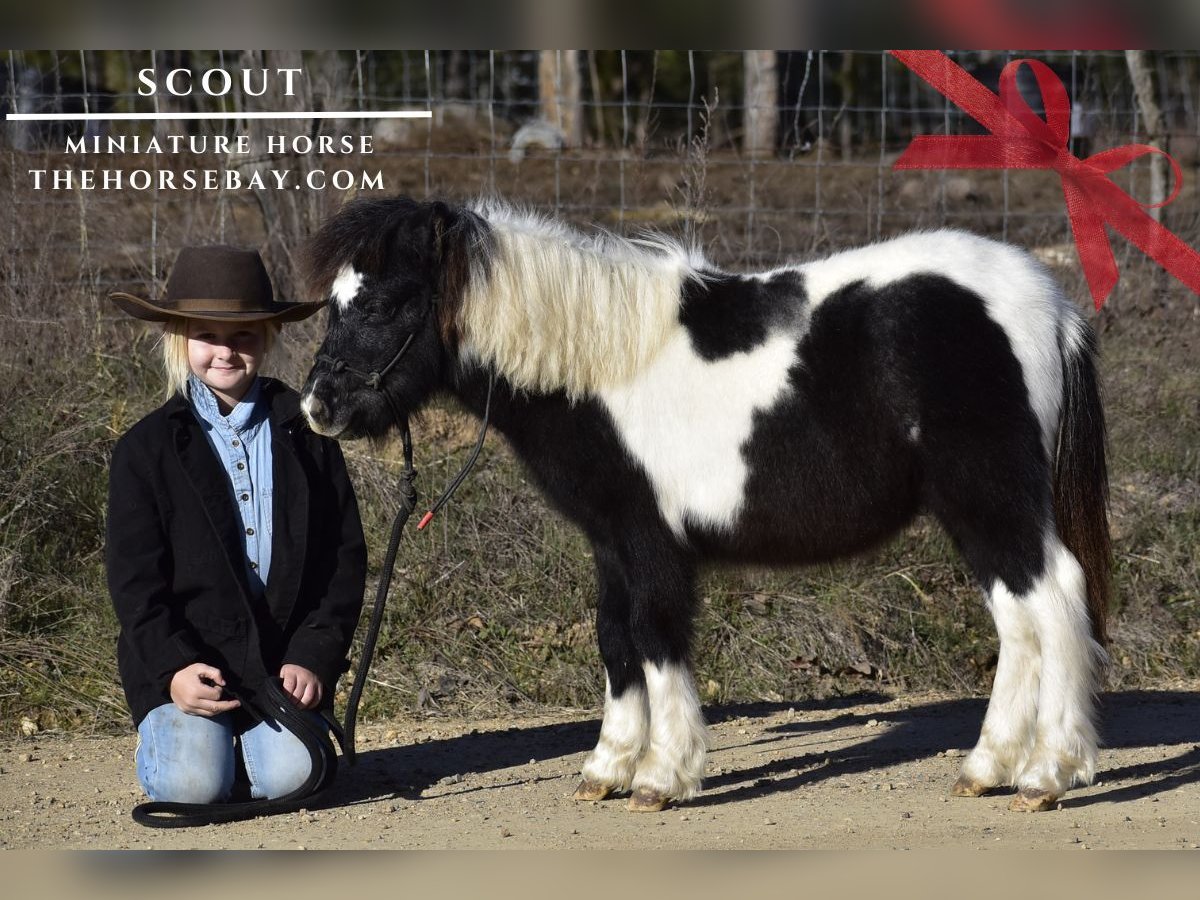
2, 684, 1199, 851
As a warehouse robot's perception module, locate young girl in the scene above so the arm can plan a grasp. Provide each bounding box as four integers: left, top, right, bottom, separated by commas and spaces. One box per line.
106, 244, 366, 803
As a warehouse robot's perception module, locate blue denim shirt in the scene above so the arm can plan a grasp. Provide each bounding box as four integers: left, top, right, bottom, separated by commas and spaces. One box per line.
188, 375, 273, 595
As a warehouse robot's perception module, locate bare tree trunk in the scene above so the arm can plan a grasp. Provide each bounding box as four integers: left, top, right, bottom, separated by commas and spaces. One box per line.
153, 49, 193, 140
587, 50, 606, 147
237, 49, 337, 301
1125, 50, 1168, 223
743, 50, 777, 158
538, 50, 581, 146
836, 52, 856, 162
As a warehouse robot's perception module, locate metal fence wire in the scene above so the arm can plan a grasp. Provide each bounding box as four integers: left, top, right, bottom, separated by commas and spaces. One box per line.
3, 50, 1198, 296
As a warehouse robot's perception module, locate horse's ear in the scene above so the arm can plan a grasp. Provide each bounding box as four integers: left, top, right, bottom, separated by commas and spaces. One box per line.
427, 200, 454, 267
390, 199, 455, 275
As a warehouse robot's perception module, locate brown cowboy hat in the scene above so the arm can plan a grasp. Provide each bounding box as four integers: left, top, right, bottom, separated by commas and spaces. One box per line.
109, 244, 326, 323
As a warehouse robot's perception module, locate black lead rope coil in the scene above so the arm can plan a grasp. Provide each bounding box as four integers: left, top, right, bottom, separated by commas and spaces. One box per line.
130, 677, 340, 828
130, 373, 494, 827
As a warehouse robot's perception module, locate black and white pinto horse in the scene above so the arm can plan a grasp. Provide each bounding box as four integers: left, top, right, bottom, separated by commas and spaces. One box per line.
300, 196, 1111, 813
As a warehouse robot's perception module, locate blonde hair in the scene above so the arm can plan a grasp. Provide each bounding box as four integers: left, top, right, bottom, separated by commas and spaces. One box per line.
159, 319, 280, 400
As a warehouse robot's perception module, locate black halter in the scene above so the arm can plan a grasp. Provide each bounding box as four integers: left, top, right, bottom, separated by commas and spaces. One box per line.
318, 331, 416, 392
314, 294, 433, 431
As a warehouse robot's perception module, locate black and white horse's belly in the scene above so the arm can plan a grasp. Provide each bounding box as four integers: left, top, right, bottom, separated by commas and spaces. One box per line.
597, 327, 801, 541
692, 390, 922, 566
597, 310, 921, 565
597, 247, 1061, 570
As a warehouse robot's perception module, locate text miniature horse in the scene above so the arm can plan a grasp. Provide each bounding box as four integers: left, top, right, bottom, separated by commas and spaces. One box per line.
300, 196, 1111, 813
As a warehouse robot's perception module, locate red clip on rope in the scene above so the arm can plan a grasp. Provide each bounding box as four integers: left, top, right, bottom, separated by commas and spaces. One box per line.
891, 50, 1200, 309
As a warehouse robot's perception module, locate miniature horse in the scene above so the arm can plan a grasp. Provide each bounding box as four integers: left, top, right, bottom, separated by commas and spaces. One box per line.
300, 196, 1111, 813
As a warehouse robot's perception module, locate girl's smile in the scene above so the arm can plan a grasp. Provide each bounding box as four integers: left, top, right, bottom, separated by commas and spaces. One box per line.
187, 320, 266, 413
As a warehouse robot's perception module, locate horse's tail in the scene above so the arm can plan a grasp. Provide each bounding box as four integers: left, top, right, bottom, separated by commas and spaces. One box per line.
1053, 315, 1112, 645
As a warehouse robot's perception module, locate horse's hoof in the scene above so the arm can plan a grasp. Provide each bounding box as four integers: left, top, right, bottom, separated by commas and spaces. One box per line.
627, 788, 671, 812
573, 779, 613, 801
1008, 789, 1057, 812
951, 776, 991, 797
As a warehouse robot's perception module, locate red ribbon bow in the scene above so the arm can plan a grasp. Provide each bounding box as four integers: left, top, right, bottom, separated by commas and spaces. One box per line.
891, 50, 1200, 309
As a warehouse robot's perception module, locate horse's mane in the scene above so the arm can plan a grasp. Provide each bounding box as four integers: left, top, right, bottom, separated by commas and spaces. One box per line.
461, 200, 705, 399
303, 196, 706, 399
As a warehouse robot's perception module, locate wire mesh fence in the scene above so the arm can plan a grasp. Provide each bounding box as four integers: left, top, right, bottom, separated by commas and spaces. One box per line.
3, 49, 1199, 294
2, 50, 1199, 726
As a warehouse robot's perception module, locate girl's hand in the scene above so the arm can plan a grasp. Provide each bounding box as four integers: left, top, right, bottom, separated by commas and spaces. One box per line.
280, 664, 324, 709
170, 663, 241, 716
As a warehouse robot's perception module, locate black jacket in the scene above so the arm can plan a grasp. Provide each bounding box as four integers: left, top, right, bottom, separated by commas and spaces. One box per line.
105, 378, 367, 726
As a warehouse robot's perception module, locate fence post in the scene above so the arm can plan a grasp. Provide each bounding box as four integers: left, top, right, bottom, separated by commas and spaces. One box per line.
743, 50, 777, 158
539, 50, 581, 146
236, 49, 337, 300
1125, 50, 1168, 223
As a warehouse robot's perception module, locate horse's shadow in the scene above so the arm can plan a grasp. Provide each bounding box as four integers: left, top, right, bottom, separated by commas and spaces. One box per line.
314, 690, 1200, 812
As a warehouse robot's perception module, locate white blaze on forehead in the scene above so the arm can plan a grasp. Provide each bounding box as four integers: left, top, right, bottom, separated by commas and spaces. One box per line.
331, 265, 364, 310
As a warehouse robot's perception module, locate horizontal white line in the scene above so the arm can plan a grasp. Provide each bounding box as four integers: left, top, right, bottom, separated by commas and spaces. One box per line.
5, 111, 432, 121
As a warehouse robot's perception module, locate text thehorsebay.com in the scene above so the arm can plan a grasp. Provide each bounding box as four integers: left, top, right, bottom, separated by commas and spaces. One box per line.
28, 133, 385, 192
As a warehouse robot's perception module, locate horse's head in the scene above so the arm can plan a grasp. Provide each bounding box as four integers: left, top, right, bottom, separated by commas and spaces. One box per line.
300, 197, 479, 440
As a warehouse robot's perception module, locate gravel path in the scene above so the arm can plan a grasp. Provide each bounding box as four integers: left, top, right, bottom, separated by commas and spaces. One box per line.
3, 685, 1198, 850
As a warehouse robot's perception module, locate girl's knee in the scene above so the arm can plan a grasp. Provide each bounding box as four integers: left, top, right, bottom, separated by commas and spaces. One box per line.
136, 704, 235, 804
253, 756, 314, 799
144, 762, 234, 804
241, 717, 321, 799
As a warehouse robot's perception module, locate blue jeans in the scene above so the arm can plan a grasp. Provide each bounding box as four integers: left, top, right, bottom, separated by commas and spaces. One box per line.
135, 703, 325, 803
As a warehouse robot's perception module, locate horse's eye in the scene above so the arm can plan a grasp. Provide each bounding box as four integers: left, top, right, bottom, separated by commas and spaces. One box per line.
364, 302, 399, 324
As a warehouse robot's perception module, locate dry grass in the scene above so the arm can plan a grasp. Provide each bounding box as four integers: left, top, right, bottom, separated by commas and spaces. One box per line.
1, 147, 1197, 736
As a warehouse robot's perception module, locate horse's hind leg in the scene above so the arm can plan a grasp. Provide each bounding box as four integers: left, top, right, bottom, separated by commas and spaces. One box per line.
943, 526, 1102, 809
953, 582, 1040, 798
1008, 536, 1104, 811
927, 446, 1100, 808
575, 544, 650, 801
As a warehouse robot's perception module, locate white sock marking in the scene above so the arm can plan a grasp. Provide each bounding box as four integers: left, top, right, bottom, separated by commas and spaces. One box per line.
633, 661, 708, 799
580, 676, 649, 790
961, 584, 1041, 788
1016, 538, 1105, 794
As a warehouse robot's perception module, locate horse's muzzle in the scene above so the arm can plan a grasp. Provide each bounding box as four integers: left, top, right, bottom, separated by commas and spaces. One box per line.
300, 390, 345, 438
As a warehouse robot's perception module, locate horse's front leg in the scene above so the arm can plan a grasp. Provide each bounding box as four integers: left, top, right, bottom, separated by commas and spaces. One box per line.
575, 544, 649, 801
629, 655, 708, 811
574, 540, 708, 812
625, 548, 707, 812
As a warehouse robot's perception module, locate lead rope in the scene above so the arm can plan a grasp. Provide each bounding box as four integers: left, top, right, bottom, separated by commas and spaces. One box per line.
339, 418, 416, 764
342, 370, 494, 763
131, 677, 339, 828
